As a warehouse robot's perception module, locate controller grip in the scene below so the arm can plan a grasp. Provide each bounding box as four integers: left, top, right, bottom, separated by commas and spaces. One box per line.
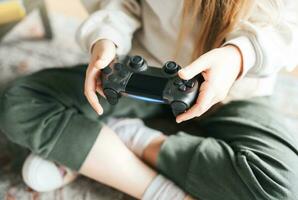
171, 101, 188, 116
103, 88, 119, 105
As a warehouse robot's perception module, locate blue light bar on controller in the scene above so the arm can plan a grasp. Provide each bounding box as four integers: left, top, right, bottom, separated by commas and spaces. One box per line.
125, 94, 165, 103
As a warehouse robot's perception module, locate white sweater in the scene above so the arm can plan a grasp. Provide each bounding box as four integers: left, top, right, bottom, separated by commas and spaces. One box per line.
76, 0, 298, 102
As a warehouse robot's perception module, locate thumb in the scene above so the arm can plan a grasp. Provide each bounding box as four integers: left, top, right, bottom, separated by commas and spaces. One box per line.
91, 40, 116, 70
178, 55, 210, 80
93, 58, 113, 70
93, 48, 115, 70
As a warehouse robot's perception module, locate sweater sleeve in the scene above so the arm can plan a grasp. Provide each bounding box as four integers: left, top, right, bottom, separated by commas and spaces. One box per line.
76, 0, 141, 55
224, 0, 298, 77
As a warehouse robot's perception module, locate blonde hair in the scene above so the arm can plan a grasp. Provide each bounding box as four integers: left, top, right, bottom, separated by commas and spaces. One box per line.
177, 0, 283, 60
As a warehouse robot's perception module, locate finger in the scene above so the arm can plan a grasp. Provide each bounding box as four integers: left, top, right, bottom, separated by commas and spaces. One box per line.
178, 55, 210, 80
96, 83, 106, 98
86, 89, 104, 115
176, 91, 215, 123
176, 81, 215, 123
195, 81, 216, 112
84, 64, 104, 115
85, 40, 115, 115
93, 58, 112, 70
93, 57, 113, 98
95, 70, 105, 98
92, 44, 116, 70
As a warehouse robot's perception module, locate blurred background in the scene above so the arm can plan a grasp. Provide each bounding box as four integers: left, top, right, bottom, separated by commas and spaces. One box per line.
0, 0, 297, 199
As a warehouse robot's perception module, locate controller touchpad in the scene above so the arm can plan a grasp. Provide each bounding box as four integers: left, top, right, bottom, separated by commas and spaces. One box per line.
125, 74, 168, 101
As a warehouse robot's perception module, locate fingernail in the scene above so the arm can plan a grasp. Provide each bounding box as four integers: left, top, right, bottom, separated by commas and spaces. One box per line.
97, 110, 103, 115
178, 69, 185, 75
178, 70, 187, 79
176, 119, 182, 123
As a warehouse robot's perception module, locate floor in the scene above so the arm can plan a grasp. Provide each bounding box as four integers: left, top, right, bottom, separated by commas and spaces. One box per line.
0, 3, 132, 199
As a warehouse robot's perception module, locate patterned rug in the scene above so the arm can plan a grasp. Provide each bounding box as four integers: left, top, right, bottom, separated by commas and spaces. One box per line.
0, 9, 298, 200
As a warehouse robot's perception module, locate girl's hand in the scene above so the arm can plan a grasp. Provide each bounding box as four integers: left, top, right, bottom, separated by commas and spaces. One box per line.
84, 39, 116, 115
176, 45, 243, 123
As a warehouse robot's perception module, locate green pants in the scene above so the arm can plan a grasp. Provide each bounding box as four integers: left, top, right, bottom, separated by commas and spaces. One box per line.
0, 65, 297, 200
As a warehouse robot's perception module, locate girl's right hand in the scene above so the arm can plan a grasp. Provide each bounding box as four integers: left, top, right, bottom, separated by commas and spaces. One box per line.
84, 39, 116, 115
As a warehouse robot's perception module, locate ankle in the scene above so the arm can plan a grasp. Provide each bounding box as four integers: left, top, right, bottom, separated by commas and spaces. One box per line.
142, 174, 186, 200
142, 135, 167, 167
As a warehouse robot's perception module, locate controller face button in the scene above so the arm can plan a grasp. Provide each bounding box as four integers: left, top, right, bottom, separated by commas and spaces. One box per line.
102, 66, 112, 75
171, 101, 188, 116
129, 55, 144, 69
178, 84, 187, 92
185, 80, 195, 88
164, 61, 179, 74
104, 89, 119, 105
174, 79, 184, 86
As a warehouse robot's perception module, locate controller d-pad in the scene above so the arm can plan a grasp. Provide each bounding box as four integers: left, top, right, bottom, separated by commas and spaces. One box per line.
104, 89, 119, 105
114, 63, 123, 71
119, 69, 129, 78
102, 66, 112, 75
185, 80, 195, 88
108, 74, 119, 82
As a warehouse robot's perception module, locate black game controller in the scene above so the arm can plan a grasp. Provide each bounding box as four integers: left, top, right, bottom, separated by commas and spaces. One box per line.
100, 55, 203, 116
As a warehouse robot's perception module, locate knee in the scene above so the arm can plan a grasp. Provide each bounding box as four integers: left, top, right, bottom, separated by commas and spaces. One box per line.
0, 77, 42, 145
237, 148, 298, 200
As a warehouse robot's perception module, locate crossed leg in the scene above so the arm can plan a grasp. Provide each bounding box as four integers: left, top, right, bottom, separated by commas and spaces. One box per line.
79, 125, 192, 200
80, 125, 157, 199
0, 65, 188, 199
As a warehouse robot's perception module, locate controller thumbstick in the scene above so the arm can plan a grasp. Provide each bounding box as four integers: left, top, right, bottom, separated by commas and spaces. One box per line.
164, 61, 180, 74
129, 55, 144, 69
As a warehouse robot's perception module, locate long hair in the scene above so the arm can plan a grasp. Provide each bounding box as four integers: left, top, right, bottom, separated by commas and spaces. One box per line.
177, 0, 283, 60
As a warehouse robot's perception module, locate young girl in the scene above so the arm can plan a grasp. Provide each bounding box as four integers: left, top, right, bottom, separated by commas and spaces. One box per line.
1, 0, 298, 199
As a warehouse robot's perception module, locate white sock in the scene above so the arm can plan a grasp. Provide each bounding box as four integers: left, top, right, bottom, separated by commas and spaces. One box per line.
142, 175, 186, 200
106, 118, 162, 157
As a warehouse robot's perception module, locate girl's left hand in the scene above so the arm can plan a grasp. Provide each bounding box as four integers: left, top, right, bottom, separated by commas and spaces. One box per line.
176, 45, 243, 123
